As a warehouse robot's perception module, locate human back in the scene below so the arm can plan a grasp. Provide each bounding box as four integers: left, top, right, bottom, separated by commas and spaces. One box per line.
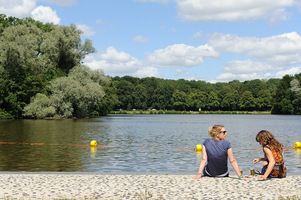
193, 124, 243, 179
204, 138, 231, 176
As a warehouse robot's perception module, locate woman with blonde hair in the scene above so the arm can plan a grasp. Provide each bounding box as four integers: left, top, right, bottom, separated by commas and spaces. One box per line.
253, 130, 286, 179
193, 125, 243, 179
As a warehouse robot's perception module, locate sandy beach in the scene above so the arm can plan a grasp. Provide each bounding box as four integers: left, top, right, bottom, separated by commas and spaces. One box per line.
0, 173, 300, 199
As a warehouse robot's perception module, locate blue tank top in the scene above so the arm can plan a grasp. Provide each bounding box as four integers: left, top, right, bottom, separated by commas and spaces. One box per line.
203, 138, 231, 176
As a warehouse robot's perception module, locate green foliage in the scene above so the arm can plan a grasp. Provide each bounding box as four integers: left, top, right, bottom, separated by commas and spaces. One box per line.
239, 91, 256, 111
1, 15, 301, 118
109, 74, 301, 115
0, 109, 13, 119
23, 93, 56, 119
272, 75, 294, 114
172, 90, 187, 111
0, 15, 97, 119
290, 79, 301, 114
23, 65, 106, 118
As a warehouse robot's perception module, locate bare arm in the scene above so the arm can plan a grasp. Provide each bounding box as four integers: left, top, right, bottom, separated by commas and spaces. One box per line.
227, 148, 242, 177
259, 147, 275, 179
253, 157, 267, 164
193, 145, 207, 179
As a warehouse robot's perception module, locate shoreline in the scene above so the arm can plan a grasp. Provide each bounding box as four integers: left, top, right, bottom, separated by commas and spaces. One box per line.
0, 173, 300, 199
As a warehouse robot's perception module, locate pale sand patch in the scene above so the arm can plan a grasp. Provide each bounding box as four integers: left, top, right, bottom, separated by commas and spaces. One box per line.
0, 173, 300, 199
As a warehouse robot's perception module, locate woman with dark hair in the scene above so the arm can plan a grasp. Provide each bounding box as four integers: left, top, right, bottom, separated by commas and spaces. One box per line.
253, 130, 287, 180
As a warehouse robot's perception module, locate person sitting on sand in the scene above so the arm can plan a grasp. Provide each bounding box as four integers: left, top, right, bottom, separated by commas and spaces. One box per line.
193, 124, 244, 179
253, 130, 287, 180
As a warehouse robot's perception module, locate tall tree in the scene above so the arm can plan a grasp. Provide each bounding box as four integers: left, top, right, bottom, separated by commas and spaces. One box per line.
172, 90, 187, 111
290, 79, 301, 114
239, 91, 256, 111
23, 65, 107, 118
0, 15, 95, 118
272, 75, 294, 114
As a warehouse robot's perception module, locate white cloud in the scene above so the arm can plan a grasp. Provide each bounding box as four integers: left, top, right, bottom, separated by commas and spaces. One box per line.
147, 44, 218, 67
0, 0, 36, 18
0, 0, 61, 24
133, 36, 149, 43
176, 0, 295, 22
134, 67, 160, 78
213, 72, 259, 82
76, 24, 95, 36
210, 32, 301, 57
41, 0, 76, 6
31, 5, 60, 24
275, 67, 301, 78
224, 60, 278, 74
212, 66, 301, 83
84, 47, 143, 76
209, 31, 301, 67
208, 32, 301, 82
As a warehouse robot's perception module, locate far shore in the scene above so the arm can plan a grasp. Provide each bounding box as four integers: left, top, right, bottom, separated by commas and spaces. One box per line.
110, 110, 271, 115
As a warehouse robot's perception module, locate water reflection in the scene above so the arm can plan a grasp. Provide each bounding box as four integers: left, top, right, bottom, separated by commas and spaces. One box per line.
0, 115, 301, 174
90, 146, 97, 159
294, 148, 301, 160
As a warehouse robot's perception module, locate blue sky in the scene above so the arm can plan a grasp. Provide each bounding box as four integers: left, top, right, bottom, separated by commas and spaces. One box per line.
1, 0, 301, 82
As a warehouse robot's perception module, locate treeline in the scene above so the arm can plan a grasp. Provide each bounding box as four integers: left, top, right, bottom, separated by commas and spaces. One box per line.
1, 15, 301, 119
0, 14, 109, 119
109, 74, 301, 114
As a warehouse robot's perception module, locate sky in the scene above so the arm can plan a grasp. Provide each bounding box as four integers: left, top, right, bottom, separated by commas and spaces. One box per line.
1, 0, 301, 83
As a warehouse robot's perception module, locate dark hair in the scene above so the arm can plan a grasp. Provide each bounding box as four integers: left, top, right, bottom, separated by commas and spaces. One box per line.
256, 130, 283, 152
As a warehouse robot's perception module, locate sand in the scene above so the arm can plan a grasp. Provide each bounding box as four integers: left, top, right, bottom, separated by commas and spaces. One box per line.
0, 173, 300, 199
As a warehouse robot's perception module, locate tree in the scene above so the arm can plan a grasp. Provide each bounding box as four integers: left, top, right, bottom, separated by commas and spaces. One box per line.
272, 75, 293, 114
23, 65, 106, 118
239, 91, 256, 111
219, 86, 239, 111
113, 79, 134, 110
291, 79, 301, 114
0, 15, 96, 118
152, 80, 174, 110
257, 90, 272, 111
40, 24, 95, 75
242, 79, 262, 97
187, 91, 207, 111
133, 84, 148, 110
206, 91, 220, 111
96, 83, 120, 116
23, 93, 57, 119
172, 90, 187, 111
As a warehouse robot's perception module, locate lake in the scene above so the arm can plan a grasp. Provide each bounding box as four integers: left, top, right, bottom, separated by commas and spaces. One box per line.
0, 114, 300, 175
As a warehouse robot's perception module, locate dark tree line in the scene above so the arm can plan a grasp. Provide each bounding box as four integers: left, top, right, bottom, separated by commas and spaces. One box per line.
109, 75, 301, 115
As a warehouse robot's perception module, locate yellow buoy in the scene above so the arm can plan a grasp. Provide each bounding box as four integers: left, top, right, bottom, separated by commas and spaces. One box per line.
196, 144, 202, 152
294, 141, 301, 148
90, 140, 98, 147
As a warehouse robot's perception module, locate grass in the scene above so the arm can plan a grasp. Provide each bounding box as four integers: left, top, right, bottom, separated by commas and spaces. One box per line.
279, 196, 301, 200
133, 189, 165, 200
110, 110, 271, 115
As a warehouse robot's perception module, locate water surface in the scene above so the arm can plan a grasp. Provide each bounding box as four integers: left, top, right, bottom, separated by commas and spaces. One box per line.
0, 114, 300, 175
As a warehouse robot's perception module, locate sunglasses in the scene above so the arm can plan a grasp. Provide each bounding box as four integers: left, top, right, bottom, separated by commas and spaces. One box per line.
220, 131, 227, 134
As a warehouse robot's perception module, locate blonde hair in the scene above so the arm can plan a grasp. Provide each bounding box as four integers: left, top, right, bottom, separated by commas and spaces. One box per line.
208, 124, 224, 138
